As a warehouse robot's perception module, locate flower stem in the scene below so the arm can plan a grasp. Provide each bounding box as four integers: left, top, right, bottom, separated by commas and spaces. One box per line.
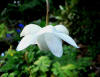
46, 0, 49, 26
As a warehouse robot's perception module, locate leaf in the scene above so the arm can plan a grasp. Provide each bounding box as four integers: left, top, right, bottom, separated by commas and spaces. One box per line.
61, 64, 76, 70
34, 56, 51, 72
51, 62, 61, 75
29, 65, 39, 73
27, 51, 34, 63
1, 73, 8, 77
8, 72, 15, 77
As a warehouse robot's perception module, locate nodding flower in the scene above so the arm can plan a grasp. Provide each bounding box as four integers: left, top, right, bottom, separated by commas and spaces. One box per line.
18, 24, 24, 28
16, 24, 79, 57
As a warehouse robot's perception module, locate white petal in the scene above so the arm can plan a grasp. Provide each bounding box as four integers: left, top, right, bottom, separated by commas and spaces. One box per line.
55, 32, 79, 48
37, 34, 49, 51
45, 33, 63, 57
35, 25, 56, 37
16, 34, 37, 51
38, 25, 54, 34
20, 24, 41, 37
36, 26, 56, 51
55, 25, 69, 35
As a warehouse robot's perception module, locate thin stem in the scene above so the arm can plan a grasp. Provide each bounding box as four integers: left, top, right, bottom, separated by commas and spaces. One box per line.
46, 0, 49, 26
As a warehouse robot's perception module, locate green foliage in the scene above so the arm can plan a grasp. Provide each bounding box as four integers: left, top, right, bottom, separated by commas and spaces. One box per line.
88, 73, 96, 77
1, 73, 8, 77
0, 23, 7, 39
34, 56, 51, 72
29, 56, 51, 77
55, 0, 79, 25
0, 0, 53, 22
51, 62, 78, 77
0, 45, 92, 77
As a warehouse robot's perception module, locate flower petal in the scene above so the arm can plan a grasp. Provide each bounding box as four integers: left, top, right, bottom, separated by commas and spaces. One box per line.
36, 26, 56, 51
20, 24, 41, 37
55, 32, 79, 48
55, 25, 69, 35
45, 33, 63, 57
16, 34, 38, 51
37, 34, 49, 51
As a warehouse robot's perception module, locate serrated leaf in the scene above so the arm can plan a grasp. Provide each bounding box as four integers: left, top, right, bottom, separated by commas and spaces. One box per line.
51, 62, 61, 75
34, 56, 51, 72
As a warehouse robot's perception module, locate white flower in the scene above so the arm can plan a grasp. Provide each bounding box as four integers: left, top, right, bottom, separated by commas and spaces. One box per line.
16, 24, 79, 57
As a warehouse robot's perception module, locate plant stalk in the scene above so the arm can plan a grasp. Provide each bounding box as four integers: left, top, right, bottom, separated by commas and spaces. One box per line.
46, 0, 49, 26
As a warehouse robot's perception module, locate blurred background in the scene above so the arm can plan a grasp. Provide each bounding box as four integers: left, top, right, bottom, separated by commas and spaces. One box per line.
0, 0, 100, 77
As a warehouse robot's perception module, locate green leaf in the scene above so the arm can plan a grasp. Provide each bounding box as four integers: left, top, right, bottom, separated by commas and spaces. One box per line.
8, 72, 15, 77
27, 51, 34, 63
51, 62, 61, 75
34, 56, 51, 72
30, 65, 39, 73
61, 64, 76, 70
1, 73, 8, 77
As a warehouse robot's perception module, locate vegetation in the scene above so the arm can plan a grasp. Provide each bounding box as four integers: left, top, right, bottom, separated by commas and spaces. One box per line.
0, 0, 99, 77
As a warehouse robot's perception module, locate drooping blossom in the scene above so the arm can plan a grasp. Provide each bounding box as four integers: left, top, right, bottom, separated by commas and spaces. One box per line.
16, 24, 79, 57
